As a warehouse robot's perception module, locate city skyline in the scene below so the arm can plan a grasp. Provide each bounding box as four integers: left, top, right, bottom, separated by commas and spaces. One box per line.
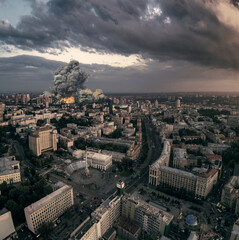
1, 0, 239, 92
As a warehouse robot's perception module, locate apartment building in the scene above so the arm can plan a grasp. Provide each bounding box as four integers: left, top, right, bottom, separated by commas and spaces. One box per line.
24, 185, 74, 234
149, 141, 218, 198
230, 218, 239, 240
149, 165, 218, 198
194, 168, 218, 198
150, 165, 197, 194
92, 195, 121, 237
29, 126, 57, 156
221, 176, 239, 210
122, 194, 173, 238
173, 148, 188, 169
73, 195, 122, 240
0, 208, 17, 240
0, 156, 21, 184
0, 102, 5, 122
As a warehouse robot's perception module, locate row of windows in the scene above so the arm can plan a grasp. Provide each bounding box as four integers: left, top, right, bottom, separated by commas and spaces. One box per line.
30, 192, 72, 222
32, 200, 73, 230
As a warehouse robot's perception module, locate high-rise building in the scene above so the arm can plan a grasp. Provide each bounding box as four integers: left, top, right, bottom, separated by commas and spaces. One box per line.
26, 93, 30, 103
0, 208, 17, 240
0, 102, 5, 122
29, 126, 58, 156
176, 99, 180, 108
155, 99, 159, 108
0, 156, 21, 184
21, 94, 26, 105
24, 185, 74, 234
92, 195, 121, 237
122, 194, 173, 238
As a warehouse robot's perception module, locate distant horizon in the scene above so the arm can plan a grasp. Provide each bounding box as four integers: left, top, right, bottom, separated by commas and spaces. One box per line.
2, 90, 239, 95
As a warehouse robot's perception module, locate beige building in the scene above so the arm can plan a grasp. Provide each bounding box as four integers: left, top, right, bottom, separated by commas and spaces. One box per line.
29, 126, 57, 156
0, 208, 17, 240
150, 165, 197, 193
24, 184, 74, 234
122, 194, 173, 238
230, 218, 239, 240
149, 165, 218, 199
92, 195, 121, 237
194, 168, 218, 198
0, 156, 21, 184
72, 192, 173, 240
173, 148, 188, 169
149, 141, 218, 198
221, 176, 239, 210
72, 195, 122, 240
0, 102, 5, 122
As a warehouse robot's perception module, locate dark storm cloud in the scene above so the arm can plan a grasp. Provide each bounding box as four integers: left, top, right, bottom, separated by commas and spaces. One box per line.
1, 0, 239, 69
0, 55, 239, 93
0, 55, 65, 92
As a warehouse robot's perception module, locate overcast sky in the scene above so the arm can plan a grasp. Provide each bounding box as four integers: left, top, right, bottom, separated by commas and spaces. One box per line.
1, 0, 239, 93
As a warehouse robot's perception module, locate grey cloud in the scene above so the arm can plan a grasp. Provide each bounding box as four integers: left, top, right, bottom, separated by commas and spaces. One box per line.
1, 0, 239, 70
1, 55, 238, 93
52, 60, 89, 99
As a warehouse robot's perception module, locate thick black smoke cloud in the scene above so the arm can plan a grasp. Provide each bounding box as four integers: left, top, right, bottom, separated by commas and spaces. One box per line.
52, 60, 89, 99
1, 0, 239, 69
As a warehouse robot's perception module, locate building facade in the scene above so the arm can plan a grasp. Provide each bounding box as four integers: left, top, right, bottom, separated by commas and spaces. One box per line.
0, 208, 17, 240
149, 141, 218, 198
24, 185, 74, 234
122, 195, 173, 239
221, 176, 239, 210
0, 156, 21, 184
29, 126, 57, 156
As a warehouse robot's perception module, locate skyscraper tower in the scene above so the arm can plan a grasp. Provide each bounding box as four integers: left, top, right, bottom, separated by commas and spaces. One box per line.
176, 99, 181, 108
155, 99, 159, 108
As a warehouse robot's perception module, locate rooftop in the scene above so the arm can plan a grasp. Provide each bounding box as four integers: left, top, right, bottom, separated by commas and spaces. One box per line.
151, 140, 171, 168
159, 165, 197, 179
0, 156, 20, 176
118, 218, 140, 235
24, 185, 72, 215
127, 193, 174, 225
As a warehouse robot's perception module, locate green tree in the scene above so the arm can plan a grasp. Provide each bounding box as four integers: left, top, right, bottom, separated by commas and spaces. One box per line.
38, 223, 53, 239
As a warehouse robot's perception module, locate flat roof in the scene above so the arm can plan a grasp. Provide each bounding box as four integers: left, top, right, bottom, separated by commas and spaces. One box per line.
159, 165, 197, 179
127, 193, 174, 225
0, 156, 20, 176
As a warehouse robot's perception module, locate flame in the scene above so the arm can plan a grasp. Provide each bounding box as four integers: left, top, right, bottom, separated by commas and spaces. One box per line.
60, 96, 75, 103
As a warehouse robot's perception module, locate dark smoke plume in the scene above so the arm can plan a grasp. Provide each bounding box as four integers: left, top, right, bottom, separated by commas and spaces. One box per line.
52, 60, 89, 99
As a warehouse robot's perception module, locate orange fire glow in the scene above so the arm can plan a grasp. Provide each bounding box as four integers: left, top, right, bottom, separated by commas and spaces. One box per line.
60, 96, 75, 104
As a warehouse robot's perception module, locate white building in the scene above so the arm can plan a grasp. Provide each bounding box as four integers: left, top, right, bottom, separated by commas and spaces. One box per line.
0, 208, 17, 240
24, 184, 74, 234
73, 150, 112, 171
122, 193, 174, 238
